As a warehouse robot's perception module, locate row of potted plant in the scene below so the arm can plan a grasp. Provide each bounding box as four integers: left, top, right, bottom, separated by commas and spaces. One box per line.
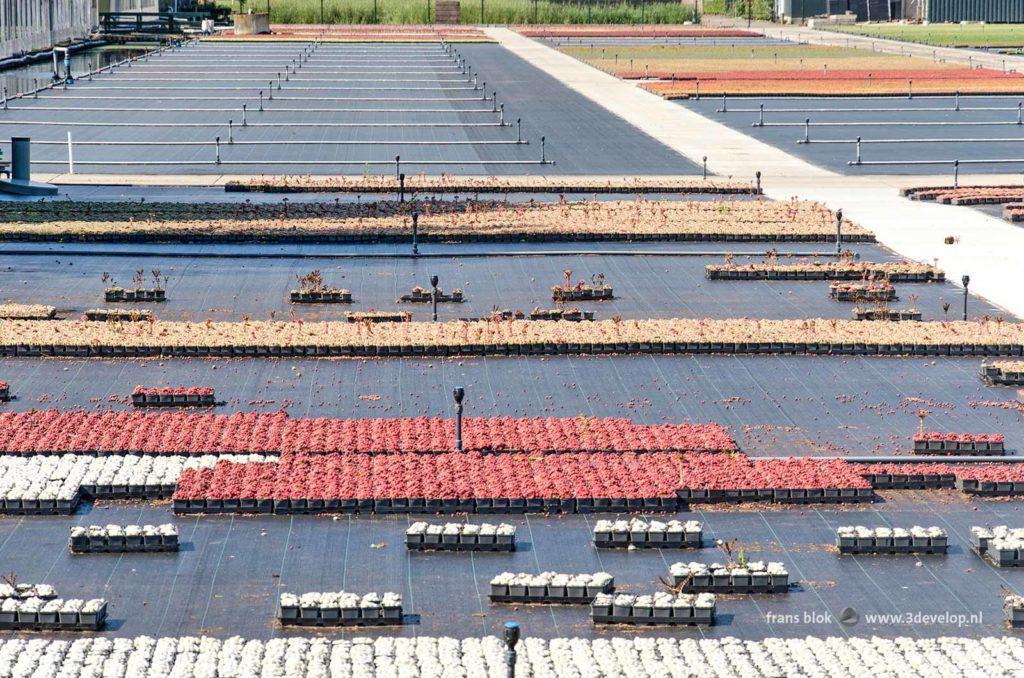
592, 519, 703, 549
971, 526, 1024, 567
706, 260, 943, 282
0, 304, 55, 320
1005, 595, 1024, 627
278, 591, 402, 627
489, 572, 613, 604
398, 287, 463, 304
69, 524, 179, 553
0, 598, 106, 631
982, 361, 1024, 385
667, 561, 789, 593
0, 199, 869, 244
591, 592, 715, 626
913, 432, 1005, 454
955, 465, 1024, 495
7, 317, 1023, 357
171, 452, 887, 515
901, 184, 1024, 206
0, 584, 56, 600
84, 309, 152, 322
852, 308, 921, 322
1, 634, 1021, 673
223, 175, 756, 195
0, 453, 274, 514
344, 311, 412, 324
829, 281, 897, 303
836, 526, 948, 554
131, 387, 216, 408
0, 410, 735, 455
404, 522, 516, 551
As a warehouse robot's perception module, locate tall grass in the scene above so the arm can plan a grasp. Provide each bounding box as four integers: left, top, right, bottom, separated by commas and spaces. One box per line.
227, 0, 697, 24
702, 0, 772, 21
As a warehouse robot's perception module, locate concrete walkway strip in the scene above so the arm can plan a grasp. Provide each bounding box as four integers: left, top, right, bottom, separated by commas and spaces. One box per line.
485, 26, 1024, 319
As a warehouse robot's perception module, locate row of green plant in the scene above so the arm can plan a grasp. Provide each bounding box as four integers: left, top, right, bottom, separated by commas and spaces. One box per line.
227, 0, 699, 24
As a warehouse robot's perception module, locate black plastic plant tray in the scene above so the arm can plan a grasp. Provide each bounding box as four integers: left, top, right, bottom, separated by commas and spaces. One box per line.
278, 608, 404, 627
708, 269, 940, 282
593, 534, 702, 549
70, 539, 179, 554
0, 497, 80, 515
489, 594, 601, 605
104, 289, 165, 302
669, 574, 789, 593
132, 393, 216, 408
864, 473, 956, 490
84, 310, 151, 322
837, 541, 948, 555
591, 611, 713, 626
0, 610, 106, 631
676, 488, 874, 503
983, 366, 1024, 386
552, 288, 613, 302
1007, 607, 1024, 627
407, 541, 514, 552
853, 310, 922, 321
289, 291, 352, 304
0, 386, 9, 402
956, 479, 1024, 495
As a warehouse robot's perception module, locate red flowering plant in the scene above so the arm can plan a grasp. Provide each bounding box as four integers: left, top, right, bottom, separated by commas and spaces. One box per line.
0, 410, 734, 455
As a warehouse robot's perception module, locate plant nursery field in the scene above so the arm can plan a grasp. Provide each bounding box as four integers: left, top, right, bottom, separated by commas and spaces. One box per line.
560, 43, 1024, 96
2, 25, 1024, 673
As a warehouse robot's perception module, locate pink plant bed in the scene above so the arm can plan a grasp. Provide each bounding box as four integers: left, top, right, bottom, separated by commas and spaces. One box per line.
0, 410, 734, 455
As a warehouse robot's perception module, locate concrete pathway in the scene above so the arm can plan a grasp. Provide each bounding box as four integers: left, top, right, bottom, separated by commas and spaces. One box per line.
485, 27, 1024, 319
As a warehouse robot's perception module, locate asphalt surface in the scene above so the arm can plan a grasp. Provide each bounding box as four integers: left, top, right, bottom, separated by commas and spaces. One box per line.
682, 94, 1024, 176
0, 498, 1020, 640
0, 41, 697, 175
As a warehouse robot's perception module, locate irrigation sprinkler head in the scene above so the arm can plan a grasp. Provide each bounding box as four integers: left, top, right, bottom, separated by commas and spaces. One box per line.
430, 275, 439, 289
962, 274, 970, 288
453, 386, 465, 405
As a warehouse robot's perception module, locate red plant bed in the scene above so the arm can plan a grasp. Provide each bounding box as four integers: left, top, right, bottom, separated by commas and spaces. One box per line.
173, 452, 874, 507
173, 452, 685, 501
517, 26, 758, 38
0, 410, 735, 455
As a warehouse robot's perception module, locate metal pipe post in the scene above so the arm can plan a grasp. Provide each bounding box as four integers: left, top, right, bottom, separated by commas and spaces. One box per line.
453, 386, 465, 452
835, 208, 842, 255
962, 274, 970, 321
431, 274, 439, 322
412, 211, 419, 256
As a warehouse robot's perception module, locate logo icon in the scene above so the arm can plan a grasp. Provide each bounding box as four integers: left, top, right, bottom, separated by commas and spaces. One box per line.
839, 607, 859, 626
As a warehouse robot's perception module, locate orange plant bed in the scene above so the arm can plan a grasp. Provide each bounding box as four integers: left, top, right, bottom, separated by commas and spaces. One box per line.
620, 67, 1020, 82
517, 25, 759, 38
644, 78, 1024, 97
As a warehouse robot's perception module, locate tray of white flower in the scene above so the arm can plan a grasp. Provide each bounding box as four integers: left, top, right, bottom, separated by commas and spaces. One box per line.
405, 522, 516, 551
489, 572, 614, 604
668, 561, 789, 593
70, 524, 179, 553
278, 591, 403, 627
0, 598, 106, 631
836, 526, 948, 554
591, 592, 715, 625
593, 518, 702, 549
